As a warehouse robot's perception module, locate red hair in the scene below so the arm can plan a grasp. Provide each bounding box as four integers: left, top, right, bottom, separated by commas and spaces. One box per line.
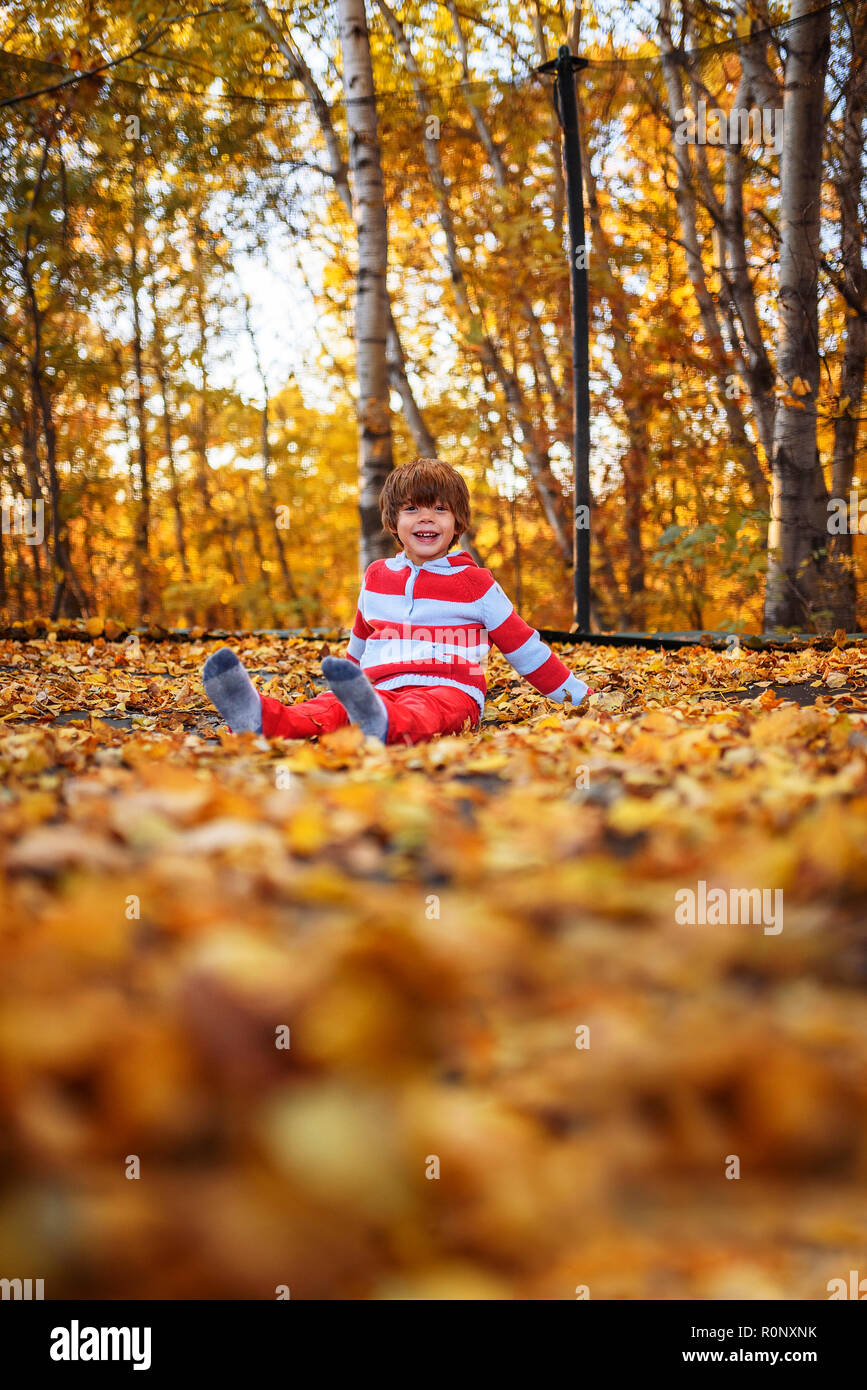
379, 459, 470, 548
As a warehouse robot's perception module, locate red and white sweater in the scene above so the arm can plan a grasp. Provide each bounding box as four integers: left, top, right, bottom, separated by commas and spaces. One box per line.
346, 550, 589, 712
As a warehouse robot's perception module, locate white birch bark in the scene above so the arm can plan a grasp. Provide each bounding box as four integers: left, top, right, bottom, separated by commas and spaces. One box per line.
828, 9, 867, 630
763, 0, 832, 628
336, 0, 395, 567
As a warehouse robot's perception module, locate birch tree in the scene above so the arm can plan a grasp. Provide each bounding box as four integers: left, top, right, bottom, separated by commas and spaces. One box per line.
252, 0, 437, 461
827, 5, 867, 630
335, 0, 395, 567
764, 0, 832, 628
653, 0, 863, 630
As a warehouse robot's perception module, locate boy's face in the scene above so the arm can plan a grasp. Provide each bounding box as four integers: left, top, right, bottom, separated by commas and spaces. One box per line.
394, 497, 457, 565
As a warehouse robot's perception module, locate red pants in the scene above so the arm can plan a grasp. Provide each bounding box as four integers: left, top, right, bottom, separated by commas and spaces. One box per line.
260, 683, 481, 746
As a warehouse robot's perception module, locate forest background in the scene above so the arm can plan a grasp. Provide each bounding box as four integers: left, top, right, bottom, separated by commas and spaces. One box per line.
1, 0, 865, 636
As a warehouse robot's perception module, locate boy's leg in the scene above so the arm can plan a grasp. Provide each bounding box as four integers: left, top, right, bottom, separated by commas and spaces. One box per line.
203, 647, 350, 739
264, 682, 477, 745
380, 684, 480, 746
203, 650, 477, 743
203, 649, 262, 732
260, 689, 350, 739
319, 661, 479, 746
321, 656, 389, 741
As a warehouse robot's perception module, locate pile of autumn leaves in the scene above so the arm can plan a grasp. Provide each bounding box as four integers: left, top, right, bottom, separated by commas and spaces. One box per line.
1, 632, 867, 1299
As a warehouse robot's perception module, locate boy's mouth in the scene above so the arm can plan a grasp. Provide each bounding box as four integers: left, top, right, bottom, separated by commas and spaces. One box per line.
413, 531, 440, 541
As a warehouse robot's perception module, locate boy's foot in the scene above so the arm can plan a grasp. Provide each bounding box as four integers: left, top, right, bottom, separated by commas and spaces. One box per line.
321, 657, 388, 743
203, 648, 263, 733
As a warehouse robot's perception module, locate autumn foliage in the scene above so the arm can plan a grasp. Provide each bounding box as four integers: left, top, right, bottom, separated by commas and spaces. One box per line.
1, 2, 866, 632
3, 0, 867, 1307
1, 633, 867, 1297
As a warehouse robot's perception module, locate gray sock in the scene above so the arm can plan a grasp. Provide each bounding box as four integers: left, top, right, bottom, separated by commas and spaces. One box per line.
321, 656, 388, 743
203, 648, 263, 733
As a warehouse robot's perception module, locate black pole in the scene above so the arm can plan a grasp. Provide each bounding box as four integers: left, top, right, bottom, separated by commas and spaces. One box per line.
539, 46, 591, 631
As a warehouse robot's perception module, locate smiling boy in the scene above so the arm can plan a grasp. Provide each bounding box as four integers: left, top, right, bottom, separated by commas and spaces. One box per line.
203, 458, 593, 745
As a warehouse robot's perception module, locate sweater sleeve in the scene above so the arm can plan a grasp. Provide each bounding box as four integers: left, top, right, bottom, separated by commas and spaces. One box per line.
480, 575, 590, 705
346, 578, 373, 666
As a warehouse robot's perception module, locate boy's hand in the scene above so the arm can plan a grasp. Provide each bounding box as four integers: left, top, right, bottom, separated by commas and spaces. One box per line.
562, 686, 596, 713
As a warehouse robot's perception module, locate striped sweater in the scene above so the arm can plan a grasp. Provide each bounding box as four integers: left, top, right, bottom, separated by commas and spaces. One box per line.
345, 550, 589, 712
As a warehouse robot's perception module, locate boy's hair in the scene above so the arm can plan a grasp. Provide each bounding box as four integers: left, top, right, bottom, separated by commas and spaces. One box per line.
379, 459, 471, 548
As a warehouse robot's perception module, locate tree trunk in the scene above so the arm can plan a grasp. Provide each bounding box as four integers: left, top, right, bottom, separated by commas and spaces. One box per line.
147, 273, 190, 581
0, 512, 7, 612
828, 9, 867, 631
580, 136, 648, 621
254, 0, 437, 463
36, 341, 85, 620
240, 289, 302, 615
384, 317, 437, 454
702, 4, 779, 479
336, 0, 395, 569
4, 451, 47, 616
191, 220, 238, 623
658, 3, 768, 510
19, 404, 47, 610
508, 493, 524, 612
244, 484, 268, 605
623, 433, 647, 627
112, 341, 145, 616
21, 198, 87, 615
129, 157, 152, 620
763, 0, 833, 629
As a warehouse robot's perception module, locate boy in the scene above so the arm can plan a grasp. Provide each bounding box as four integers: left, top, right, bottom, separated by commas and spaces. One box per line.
203, 458, 593, 745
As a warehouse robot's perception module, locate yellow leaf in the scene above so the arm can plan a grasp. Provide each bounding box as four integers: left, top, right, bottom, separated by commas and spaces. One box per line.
285, 805, 331, 855
607, 796, 671, 834
461, 750, 509, 772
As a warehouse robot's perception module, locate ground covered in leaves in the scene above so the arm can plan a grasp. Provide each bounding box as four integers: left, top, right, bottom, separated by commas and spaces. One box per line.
2, 630, 867, 1300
